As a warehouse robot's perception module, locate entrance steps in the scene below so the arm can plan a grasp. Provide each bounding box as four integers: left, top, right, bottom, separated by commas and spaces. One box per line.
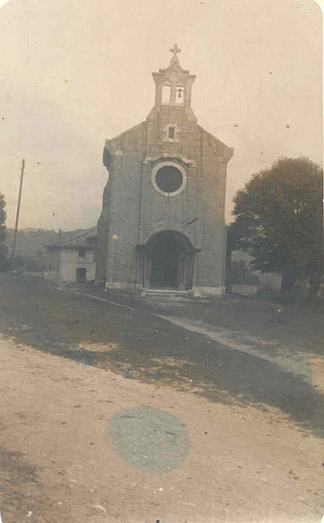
144, 288, 191, 297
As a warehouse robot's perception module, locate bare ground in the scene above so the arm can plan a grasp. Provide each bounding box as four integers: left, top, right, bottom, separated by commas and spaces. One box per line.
0, 276, 323, 522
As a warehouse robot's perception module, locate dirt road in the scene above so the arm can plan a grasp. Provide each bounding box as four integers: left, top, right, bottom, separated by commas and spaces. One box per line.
0, 276, 323, 522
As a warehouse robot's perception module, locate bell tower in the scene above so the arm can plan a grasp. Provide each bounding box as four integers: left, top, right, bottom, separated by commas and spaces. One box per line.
147, 44, 197, 121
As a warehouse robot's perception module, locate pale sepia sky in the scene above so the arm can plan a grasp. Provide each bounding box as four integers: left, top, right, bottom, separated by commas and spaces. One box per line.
0, 0, 322, 230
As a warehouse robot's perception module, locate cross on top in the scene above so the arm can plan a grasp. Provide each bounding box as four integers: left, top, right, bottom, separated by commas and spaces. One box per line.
169, 44, 181, 62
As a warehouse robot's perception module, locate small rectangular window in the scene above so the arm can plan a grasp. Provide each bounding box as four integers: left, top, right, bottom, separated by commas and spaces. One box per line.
78, 247, 86, 257
162, 85, 171, 103
168, 126, 175, 139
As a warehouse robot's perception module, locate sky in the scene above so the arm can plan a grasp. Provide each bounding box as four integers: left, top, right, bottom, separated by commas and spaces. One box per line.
0, 0, 322, 231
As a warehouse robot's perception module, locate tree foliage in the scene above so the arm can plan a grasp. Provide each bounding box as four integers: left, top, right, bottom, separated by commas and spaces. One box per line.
229, 157, 323, 294
0, 192, 8, 270
12, 255, 44, 273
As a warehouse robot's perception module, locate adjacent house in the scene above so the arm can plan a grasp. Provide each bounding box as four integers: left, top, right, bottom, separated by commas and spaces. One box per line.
44, 227, 96, 282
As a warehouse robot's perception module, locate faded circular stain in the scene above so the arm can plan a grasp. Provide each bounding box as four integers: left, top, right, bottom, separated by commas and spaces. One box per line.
107, 406, 190, 473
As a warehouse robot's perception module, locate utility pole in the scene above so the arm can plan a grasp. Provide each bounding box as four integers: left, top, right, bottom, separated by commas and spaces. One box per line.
10, 159, 25, 272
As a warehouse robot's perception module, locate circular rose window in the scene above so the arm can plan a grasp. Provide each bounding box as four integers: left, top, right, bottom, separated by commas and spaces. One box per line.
152, 162, 187, 197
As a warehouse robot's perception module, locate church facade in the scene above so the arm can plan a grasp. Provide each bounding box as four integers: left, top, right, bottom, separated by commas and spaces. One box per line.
95, 46, 234, 296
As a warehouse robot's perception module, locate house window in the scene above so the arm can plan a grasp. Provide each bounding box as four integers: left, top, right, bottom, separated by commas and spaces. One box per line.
78, 247, 86, 257
162, 85, 171, 103
168, 126, 175, 139
176, 86, 184, 104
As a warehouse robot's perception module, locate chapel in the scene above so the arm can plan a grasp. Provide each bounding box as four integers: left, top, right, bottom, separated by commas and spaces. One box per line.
95, 45, 234, 296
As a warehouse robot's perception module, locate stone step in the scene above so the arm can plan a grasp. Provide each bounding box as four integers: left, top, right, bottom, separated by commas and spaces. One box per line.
145, 288, 190, 297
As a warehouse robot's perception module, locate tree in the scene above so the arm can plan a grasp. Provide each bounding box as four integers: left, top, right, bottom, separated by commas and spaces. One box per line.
12, 255, 44, 273
229, 157, 323, 297
0, 192, 8, 270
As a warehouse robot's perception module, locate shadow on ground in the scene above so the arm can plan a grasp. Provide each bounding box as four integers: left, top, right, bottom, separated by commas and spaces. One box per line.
0, 276, 323, 439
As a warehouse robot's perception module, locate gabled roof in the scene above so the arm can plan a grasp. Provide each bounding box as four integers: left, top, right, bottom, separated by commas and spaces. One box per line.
152, 44, 196, 83
45, 227, 97, 249
197, 124, 234, 160
105, 121, 146, 149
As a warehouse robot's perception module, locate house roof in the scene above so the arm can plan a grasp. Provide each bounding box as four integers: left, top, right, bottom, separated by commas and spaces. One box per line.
45, 227, 97, 249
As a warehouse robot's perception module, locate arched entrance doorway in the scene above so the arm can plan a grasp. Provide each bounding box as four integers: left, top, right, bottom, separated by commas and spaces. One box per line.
151, 233, 180, 288
141, 231, 197, 290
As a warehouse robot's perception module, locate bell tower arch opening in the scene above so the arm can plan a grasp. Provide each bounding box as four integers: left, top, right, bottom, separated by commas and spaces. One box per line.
149, 43, 197, 122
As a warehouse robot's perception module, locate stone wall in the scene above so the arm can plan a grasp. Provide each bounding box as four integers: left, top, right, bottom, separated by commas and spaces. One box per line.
60, 248, 95, 282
